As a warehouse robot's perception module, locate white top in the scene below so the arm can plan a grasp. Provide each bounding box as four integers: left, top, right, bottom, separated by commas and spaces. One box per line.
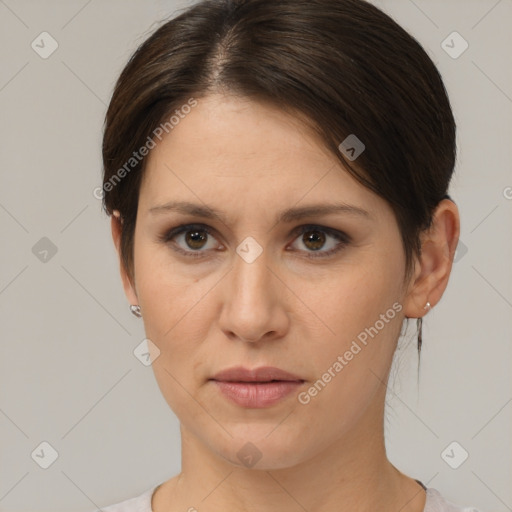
97, 484, 482, 512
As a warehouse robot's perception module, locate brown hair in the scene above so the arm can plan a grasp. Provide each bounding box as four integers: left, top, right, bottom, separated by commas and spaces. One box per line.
102, 0, 456, 350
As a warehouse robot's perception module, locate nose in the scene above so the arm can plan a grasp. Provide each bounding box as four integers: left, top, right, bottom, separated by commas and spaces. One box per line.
218, 248, 289, 343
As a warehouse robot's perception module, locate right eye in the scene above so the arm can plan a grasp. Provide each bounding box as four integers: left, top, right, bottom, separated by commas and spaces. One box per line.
159, 223, 224, 258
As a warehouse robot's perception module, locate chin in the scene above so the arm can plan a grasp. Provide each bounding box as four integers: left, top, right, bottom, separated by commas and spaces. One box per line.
213, 427, 314, 471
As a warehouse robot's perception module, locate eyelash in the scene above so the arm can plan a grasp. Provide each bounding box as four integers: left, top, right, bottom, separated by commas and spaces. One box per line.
158, 223, 350, 260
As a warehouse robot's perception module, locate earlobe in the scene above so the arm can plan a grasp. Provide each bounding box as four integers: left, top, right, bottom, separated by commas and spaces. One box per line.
402, 199, 460, 319
110, 211, 139, 307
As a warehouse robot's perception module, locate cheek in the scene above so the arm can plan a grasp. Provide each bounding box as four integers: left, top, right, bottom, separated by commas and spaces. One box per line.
301, 253, 403, 339
134, 238, 203, 332
133, 241, 219, 384
293, 268, 404, 439
294, 246, 405, 381
138, 270, 214, 362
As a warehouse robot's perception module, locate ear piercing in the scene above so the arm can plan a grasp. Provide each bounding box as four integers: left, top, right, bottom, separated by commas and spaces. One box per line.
113, 210, 124, 223
130, 305, 142, 318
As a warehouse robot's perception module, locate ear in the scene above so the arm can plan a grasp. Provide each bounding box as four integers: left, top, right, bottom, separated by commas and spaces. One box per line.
402, 199, 460, 318
111, 211, 139, 307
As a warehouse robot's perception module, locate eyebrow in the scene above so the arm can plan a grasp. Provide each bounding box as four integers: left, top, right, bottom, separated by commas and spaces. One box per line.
149, 200, 371, 225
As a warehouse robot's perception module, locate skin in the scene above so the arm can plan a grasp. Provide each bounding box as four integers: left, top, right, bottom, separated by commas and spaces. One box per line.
111, 93, 459, 512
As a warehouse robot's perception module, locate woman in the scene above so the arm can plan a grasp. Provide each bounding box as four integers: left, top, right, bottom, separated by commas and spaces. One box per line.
98, 0, 480, 510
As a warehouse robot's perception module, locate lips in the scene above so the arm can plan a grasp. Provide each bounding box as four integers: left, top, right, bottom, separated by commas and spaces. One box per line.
210, 366, 304, 383
209, 366, 305, 408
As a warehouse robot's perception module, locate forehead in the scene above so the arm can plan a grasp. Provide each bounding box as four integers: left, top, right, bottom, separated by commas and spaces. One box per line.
138, 93, 386, 221
148, 94, 331, 173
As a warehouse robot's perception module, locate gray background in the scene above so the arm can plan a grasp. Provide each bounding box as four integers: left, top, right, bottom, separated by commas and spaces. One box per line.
0, 0, 511, 511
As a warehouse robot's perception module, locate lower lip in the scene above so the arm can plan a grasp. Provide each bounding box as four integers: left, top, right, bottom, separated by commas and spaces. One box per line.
211, 380, 304, 408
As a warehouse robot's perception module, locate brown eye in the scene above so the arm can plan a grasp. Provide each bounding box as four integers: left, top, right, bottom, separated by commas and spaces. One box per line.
185, 229, 209, 250
302, 230, 326, 251
160, 223, 222, 258
288, 225, 350, 259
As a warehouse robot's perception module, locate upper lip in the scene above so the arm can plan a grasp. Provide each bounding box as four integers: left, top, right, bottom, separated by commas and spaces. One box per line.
210, 366, 304, 382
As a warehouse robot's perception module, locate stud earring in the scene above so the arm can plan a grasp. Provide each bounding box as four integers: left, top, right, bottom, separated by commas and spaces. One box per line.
113, 210, 124, 223
130, 305, 142, 318
424, 301, 431, 311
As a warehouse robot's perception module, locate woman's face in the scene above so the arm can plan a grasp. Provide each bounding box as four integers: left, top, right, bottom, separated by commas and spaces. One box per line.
119, 93, 417, 469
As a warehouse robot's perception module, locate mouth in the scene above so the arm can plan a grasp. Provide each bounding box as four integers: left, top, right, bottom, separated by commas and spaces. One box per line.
209, 366, 305, 408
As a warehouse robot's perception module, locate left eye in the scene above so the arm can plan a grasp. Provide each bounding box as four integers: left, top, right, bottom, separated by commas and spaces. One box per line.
166, 225, 221, 256
287, 225, 349, 258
